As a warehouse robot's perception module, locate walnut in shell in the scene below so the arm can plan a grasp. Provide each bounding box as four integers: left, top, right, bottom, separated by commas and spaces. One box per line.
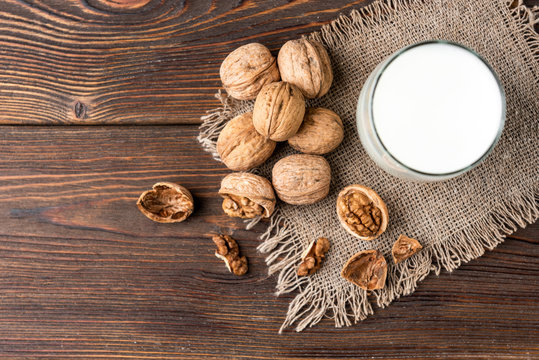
341, 249, 387, 291
217, 112, 276, 171
252, 81, 305, 141
277, 38, 333, 99
392, 234, 422, 264
212, 234, 248, 276
336, 185, 388, 241
288, 107, 344, 154
219, 172, 276, 219
220, 43, 280, 100
137, 182, 194, 223
272, 154, 331, 205
297, 237, 330, 276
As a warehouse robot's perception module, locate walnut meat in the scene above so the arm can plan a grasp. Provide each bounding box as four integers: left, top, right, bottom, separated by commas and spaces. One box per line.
219, 172, 276, 219
253, 81, 305, 141
212, 234, 248, 276
392, 234, 422, 264
336, 185, 389, 241
277, 38, 333, 99
341, 249, 387, 291
297, 237, 330, 276
220, 43, 280, 100
217, 112, 276, 171
288, 107, 344, 154
272, 154, 331, 205
137, 182, 194, 223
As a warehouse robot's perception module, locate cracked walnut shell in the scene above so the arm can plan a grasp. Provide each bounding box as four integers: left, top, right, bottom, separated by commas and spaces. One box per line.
212, 234, 248, 276
219, 172, 276, 219
253, 81, 305, 141
297, 237, 330, 277
288, 107, 344, 155
272, 154, 331, 205
341, 249, 387, 291
137, 182, 194, 223
217, 112, 276, 171
336, 185, 388, 241
220, 43, 280, 100
277, 38, 333, 98
392, 234, 422, 264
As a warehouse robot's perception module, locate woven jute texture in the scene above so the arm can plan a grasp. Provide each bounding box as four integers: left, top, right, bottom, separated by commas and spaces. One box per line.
198, 0, 539, 332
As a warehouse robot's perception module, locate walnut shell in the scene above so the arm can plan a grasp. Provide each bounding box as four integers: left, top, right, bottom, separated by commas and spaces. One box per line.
288, 107, 344, 154
217, 112, 276, 171
277, 38, 333, 99
220, 43, 280, 100
272, 154, 331, 205
137, 182, 194, 223
219, 172, 276, 219
253, 81, 306, 141
392, 234, 422, 264
336, 185, 389, 241
341, 249, 387, 291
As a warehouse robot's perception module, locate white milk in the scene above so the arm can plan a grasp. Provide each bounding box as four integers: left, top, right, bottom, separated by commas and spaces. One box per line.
371, 43, 503, 175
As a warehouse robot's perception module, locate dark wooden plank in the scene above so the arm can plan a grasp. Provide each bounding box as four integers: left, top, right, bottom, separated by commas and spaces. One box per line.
0, 0, 373, 125
0, 125, 536, 359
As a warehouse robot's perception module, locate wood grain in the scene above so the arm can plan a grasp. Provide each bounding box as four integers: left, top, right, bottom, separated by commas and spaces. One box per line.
0, 126, 537, 359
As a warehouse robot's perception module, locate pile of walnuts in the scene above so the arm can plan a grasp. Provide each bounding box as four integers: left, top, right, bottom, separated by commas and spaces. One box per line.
135, 39, 423, 285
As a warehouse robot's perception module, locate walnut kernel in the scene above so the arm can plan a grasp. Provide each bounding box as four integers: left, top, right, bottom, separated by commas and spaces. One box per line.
212, 234, 248, 276
136, 182, 194, 223
297, 237, 330, 276
336, 185, 388, 241
219, 172, 276, 219
220, 43, 280, 100
341, 249, 387, 291
392, 234, 422, 264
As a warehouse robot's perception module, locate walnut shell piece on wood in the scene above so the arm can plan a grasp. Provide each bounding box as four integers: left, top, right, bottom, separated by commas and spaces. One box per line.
297, 237, 330, 276
277, 38, 333, 99
336, 184, 389, 241
219, 172, 276, 219
341, 249, 387, 291
136, 182, 194, 223
252, 81, 306, 141
288, 107, 344, 155
219, 43, 280, 100
217, 112, 276, 171
272, 154, 331, 205
212, 234, 248, 276
392, 234, 422, 264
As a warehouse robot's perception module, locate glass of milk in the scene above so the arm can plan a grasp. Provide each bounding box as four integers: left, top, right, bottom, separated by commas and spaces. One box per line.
356, 40, 505, 182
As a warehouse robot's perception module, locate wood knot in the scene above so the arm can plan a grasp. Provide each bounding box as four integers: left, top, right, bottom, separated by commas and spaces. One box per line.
74, 101, 87, 119
95, 0, 152, 10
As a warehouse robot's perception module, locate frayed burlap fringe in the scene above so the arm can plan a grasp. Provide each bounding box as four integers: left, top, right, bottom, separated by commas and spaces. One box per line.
198, 0, 539, 333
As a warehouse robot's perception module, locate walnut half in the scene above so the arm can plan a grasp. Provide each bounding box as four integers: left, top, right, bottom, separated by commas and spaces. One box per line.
297, 237, 330, 276
219, 172, 276, 219
341, 249, 387, 291
212, 234, 248, 276
336, 184, 389, 241
137, 182, 194, 223
392, 234, 422, 264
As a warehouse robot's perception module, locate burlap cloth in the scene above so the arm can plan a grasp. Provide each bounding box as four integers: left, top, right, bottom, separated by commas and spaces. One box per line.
198, 0, 539, 332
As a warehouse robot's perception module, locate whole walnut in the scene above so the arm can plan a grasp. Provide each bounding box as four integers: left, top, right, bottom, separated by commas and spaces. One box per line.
219, 172, 276, 219
336, 184, 389, 241
277, 38, 333, 99
272, 154, 331, 205
288, 107, 344, 154
220, 43, 280, 100
137, 182, 194, 223
253, 81, 305, 141
217, 112, 276, 171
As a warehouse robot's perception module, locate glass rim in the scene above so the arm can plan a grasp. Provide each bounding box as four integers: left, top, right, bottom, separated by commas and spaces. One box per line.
368, 40, 507, 177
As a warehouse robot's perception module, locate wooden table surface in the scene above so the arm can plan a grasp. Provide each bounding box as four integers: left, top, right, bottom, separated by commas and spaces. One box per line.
0, 1, 537, 359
